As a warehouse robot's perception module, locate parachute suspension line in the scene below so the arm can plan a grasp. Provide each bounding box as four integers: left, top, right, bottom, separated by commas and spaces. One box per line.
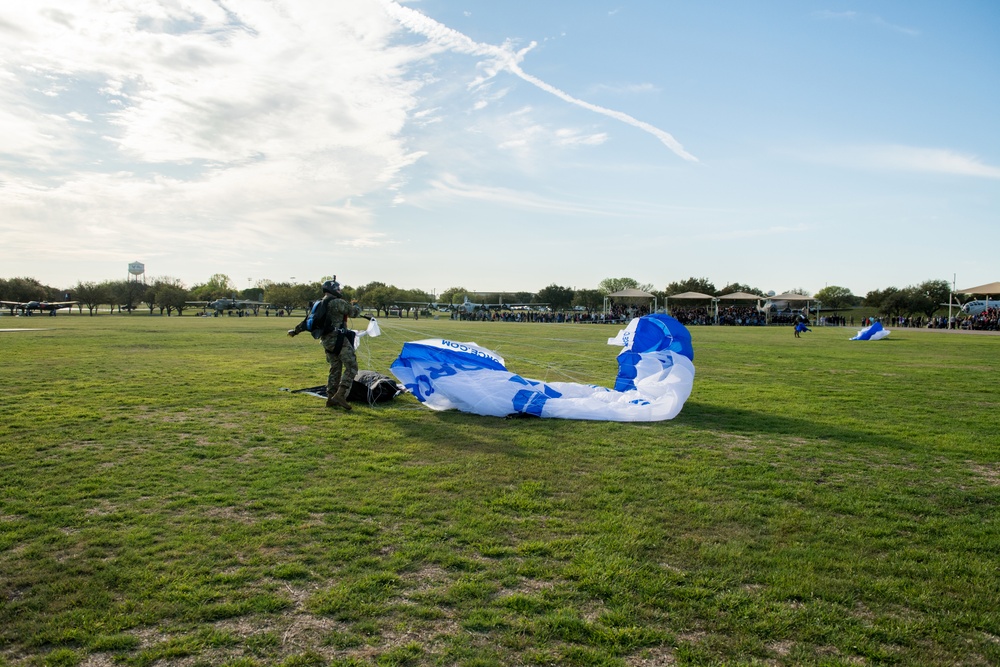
357, 336, 377, 374
359, 321, 413, 376
499, 354, 592, 384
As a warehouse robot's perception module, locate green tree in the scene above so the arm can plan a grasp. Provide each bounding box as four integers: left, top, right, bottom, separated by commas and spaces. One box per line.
190, 274, 236, 301
814, 285, 857, 311
395, 288, 433, 317
362, 285, 401, 317
1, 276, 47, 302
572, 289, 604, 311
718, 282, 763, 296
912, 279, 951, 318
598, 277, 641, 294
107, 279, 145, 313
536, 284, 574, 311
864, 287, 898, 309
146, 277, 190, 316
73, 281, 108, 316
664, 277, 717, 296
263, 282, 298, 313
353, 282, 386, 305
439, 286, 469, 306
881, 287, 914, 318
509, 291, 535, 305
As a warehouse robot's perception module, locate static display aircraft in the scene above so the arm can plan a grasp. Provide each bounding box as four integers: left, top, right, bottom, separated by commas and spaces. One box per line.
455, 296, 548, 313
397, 301, 453, 312
397, 296, 548, 314
186, 297, 269, 315
0, 300, 78, 316
960, 299, 1000, 316
454, 296, 492, 312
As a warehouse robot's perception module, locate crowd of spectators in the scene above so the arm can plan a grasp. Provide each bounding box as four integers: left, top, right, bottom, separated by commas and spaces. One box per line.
960, 307, 999, 331
454, 304, 650, 323
670, 306, 714, 326
671, 305, 828, 327
451, 303, 827, 327
717, 306, 767, 326
878, 312, 998, 331
884, 315, 934, 328
440, 302, 1000, 331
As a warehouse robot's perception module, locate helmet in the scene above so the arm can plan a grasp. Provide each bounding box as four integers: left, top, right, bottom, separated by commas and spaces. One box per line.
322, 278, 341, 295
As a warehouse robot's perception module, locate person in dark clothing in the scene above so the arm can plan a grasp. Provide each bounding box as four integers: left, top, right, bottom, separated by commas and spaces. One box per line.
287, 277, 368, 410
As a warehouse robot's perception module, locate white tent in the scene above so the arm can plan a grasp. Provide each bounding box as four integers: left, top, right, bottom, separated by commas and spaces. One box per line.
715, 291, 765, 324
664, 291, 717, 321
956, 281, 1000, 295
604, 288, 657, 317
717, 291, 763, 301
763, 292, 815, 324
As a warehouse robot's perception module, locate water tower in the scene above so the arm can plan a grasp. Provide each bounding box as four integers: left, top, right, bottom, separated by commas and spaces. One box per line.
128, 261, 146, 284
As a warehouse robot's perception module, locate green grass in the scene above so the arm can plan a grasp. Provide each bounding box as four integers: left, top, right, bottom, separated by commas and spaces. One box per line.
1, 314, 998, 666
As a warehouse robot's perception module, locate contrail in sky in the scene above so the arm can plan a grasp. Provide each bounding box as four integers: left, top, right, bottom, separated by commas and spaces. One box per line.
377, 0, 698, 162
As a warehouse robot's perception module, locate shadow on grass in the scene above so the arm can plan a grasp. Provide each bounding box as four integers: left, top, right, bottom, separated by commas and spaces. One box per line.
677, 400, 888, 447
382, 394, 891, 458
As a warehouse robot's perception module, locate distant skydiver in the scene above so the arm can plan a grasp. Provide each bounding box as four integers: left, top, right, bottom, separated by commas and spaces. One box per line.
287, 277, 371, 411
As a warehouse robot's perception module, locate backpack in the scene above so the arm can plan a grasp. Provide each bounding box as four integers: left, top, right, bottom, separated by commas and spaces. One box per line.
305, 299, 329, 339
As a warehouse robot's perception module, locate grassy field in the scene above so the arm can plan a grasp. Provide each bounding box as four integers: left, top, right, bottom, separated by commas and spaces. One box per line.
1, 314, 997, 666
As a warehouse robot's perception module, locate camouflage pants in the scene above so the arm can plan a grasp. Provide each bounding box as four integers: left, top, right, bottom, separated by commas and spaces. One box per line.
325, 345, 358, 396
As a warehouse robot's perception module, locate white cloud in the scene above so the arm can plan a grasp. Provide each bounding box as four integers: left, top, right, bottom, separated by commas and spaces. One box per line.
819, 145, 1000, 179
590, 82, 659, 95
813, 10, 919, 37
375, 0, 696, 161
0, 0, 427, 262
413, 173, 614, 216
554, 128, 607, 147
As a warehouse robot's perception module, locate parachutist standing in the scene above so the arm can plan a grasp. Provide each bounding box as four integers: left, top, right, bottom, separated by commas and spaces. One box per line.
287, 277, 369, 410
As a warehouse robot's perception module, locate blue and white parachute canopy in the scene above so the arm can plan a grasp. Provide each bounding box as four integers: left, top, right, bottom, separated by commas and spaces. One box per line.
389, 314, 695, 422
850, 321, 890, 341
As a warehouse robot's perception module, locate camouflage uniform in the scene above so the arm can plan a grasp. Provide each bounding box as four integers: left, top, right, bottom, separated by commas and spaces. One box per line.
292, 295, 362, 398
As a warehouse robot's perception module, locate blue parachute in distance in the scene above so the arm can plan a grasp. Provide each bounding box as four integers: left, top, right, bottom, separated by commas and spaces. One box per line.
850, 322, 890, 341
389, 314, 695, 422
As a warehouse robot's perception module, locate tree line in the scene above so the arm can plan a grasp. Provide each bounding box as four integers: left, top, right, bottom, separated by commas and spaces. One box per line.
0, 274, 960, 320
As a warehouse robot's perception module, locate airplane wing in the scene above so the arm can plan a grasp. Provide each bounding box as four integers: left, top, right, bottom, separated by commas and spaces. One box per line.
1, 300, 76, 306
398, 301, 454, 310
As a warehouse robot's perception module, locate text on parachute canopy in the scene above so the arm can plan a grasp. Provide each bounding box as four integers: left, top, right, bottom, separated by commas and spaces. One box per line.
438, 340, 504, 365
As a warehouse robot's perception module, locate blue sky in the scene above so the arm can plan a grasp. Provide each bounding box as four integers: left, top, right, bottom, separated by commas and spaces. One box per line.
1, 0, 997, 297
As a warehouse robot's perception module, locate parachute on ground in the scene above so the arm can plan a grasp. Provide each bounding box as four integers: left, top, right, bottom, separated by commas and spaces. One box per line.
389, 314, 695, 422
850, 322, 890, 341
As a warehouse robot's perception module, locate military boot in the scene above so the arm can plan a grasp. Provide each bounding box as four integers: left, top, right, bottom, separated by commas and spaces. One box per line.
328, 386, 352, 411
